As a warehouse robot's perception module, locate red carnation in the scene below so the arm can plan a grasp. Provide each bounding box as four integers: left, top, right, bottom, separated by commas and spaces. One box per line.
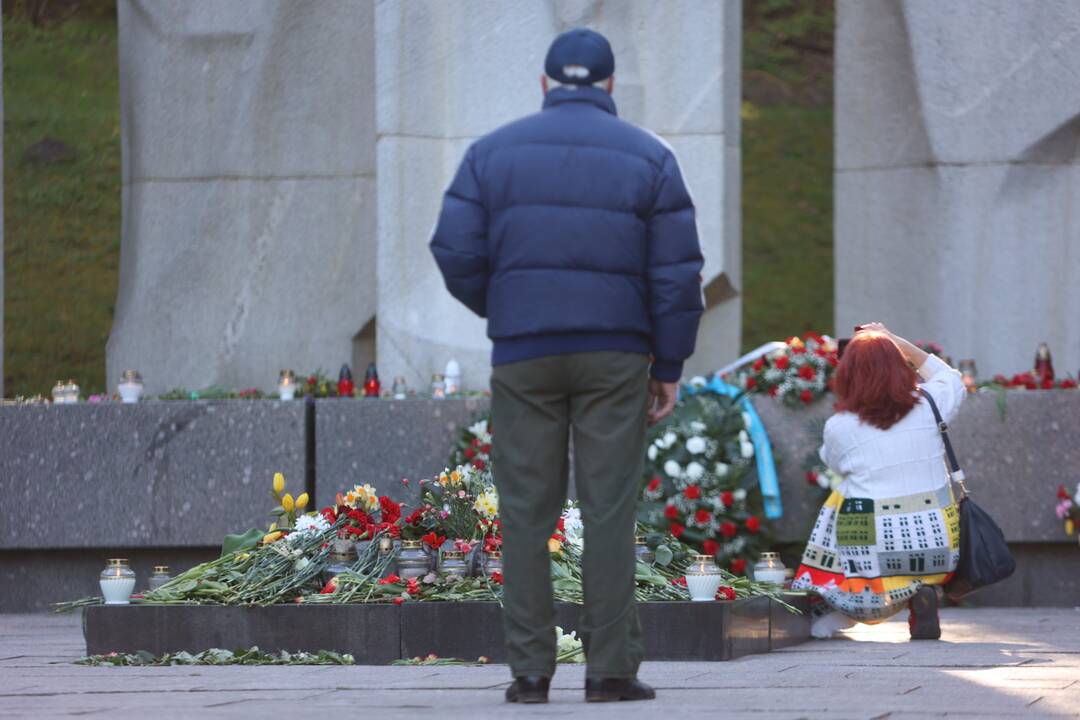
378, 574, 401, 585
672, 576, 688, 587
664, 504, 680, 520
805, 470, 819, 486
720, 521, 737, 538
1060, 379, 1077, 389
421, 531, 446, 551
473, 459, 486, 471
481, 444, 491, 454
827, 356, 839, 368
745, 377, 757, 390
556, 517, 565, 532
670, 523, 686, 538
752, 358, 766, 372
647, 477, 662, 493
405, 509, 425, 525
790, 345, 806, 355
775, 355, 790, 370
465, 448, 476, 459
695, 509, 712, 524
798, 365, 816, 381
729, 557, 747, 575
1059, 484, 1071, 500
745, 516, 761, 534
715, 586, 736, 601
800, 389, 814, 404
684, 485, 701, 500
703, 539, 720, 556
489, 571, 504, 585
379, 496, 402, 524
720, 490, 734, 508
768, 386, 779, 397
393, 596, 405, 605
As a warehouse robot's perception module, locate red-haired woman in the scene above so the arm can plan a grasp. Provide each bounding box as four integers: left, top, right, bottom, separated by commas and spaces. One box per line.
792, 323, 966, 640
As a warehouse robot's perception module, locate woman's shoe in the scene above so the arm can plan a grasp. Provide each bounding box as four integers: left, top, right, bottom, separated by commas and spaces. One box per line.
908, 586, 941, 640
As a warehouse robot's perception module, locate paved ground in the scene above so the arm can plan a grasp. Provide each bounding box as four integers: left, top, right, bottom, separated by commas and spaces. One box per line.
1, 608, 1078, 719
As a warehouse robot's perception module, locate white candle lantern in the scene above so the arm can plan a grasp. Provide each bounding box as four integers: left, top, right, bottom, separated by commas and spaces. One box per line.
118, 370, 144, 403
99, 559, 136, 604
278, 370, 297, 400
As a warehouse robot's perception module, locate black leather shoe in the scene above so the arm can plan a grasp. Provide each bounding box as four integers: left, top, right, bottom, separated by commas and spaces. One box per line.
585, 677, 656, 702
505, 676, 550, 704
909, 585, 941, 640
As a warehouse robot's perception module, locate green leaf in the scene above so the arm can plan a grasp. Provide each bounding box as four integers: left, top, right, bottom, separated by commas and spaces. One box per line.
221, 528, 263, 557
654, 545, 674, 567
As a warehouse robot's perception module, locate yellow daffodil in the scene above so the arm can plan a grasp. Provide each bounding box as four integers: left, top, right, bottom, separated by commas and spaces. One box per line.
268, 522, 278, 531
438, 472, 450, 486
262, 531, 283, 544
548, 537, 563, 555
450, 470, 462, 486
473, 489, 498, 520
273, 472, 285, 494
1067, 519, 1075, 536
282, 493, 295, 513
296, 492, 309, 510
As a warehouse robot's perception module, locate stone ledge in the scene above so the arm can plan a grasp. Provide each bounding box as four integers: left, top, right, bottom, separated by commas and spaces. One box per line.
83, 595, 810, 663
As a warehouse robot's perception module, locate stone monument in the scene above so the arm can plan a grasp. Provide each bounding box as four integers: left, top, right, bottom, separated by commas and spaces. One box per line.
109, 0, 741, 394
376, 0, 742, 390
107, 0, 376, 395
835, 0, 1080, 377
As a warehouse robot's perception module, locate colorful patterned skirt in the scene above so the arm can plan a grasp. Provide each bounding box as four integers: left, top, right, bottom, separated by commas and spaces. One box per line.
792, 484, 960, 623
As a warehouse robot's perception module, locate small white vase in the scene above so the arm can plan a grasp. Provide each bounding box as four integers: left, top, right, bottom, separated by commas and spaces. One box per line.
118, 382, 143, 404
685, 573, 723, 601
100, 577, 136, 604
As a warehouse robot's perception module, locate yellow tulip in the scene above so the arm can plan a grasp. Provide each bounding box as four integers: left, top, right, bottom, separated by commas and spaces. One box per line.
269, 522, 278, 531
273, 472, 285, 494
548, 537, 562, 554
296, 492, 310, 510
262, 531, 283, 544
1067, 519, 1075, 536
282, 493, 295, 513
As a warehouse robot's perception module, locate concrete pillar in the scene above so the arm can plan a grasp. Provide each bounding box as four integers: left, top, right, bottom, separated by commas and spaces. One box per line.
375, 0, 742, 391
107, 0, 376, 394
835, 0, 1080, 377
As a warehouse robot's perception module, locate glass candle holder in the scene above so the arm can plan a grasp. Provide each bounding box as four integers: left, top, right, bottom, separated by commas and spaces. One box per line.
278, 370, 297, 401
634, 535, 656, 565
753, 552, 787, 585
100, 559, 136, 604
444, 359, 461, 396
440, 550, 468, 583
64, 379, 81, 404
391, 376, 408, 400
148, 565, 172, 591
396, 540, 430, 580
118, 370, 144, 404
684, 553, 722, 601
431, 374, 446, 399
483, 550, 503, 575
52, 381, 66, 404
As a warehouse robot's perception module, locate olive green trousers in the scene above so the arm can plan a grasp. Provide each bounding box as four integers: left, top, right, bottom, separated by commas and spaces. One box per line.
491, 351, 649, 679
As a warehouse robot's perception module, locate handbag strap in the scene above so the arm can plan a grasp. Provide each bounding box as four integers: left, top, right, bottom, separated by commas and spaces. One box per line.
918, 387, 969, 496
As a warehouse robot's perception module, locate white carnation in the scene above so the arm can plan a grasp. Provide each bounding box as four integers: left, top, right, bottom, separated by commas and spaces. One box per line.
686, 436, 707, 455
742, 412, 753, 429
664, 460, 682, 478
733, 488, 747, 502
289, 513, 331, 540
468, 419, 489, 436
647, 445, 658, 461
690, 421, 707, 433
686, 462, 705, 480
662, 432, 677, 449
689, 375, 708, 388
715, 462, 729, 477
740, 439, 755, 459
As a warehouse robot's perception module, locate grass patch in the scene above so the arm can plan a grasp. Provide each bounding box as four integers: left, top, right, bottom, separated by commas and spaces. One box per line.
3, 11, 120, 396
741, 103, 833, 351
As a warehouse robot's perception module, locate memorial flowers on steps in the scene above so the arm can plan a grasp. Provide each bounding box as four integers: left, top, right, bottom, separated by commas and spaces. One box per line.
731, 333, 839, 407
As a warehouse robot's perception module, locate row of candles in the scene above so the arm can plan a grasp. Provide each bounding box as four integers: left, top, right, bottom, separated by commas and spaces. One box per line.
277, 360, 463, 401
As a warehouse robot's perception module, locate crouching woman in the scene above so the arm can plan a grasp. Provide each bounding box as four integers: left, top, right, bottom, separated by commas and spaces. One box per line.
792, 323, 966, 640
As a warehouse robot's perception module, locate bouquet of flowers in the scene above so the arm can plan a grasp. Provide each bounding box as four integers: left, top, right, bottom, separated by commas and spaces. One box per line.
637, 390, 767, 575
448, 416, 493, 471
1056, 483, 1080, 540
419, 462, 498, 543
732, 333, 838, 407
318, 484, 403, 541
991, 373, 1077, 391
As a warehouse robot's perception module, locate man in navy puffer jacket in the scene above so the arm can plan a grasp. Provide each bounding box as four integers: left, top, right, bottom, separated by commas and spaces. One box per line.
431, 28, 703, 704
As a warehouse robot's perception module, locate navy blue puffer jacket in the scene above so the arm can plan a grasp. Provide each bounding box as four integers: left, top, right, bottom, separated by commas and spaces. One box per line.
430, 86, 704, 382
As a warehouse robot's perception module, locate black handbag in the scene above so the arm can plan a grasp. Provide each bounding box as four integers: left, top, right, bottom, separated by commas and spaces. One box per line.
919, 388, 1016, 600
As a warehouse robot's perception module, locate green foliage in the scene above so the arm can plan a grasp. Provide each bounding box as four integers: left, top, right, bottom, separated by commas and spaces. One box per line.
744, 0, 833, 84
77, 647, 355, 666
4, 10, 120, 397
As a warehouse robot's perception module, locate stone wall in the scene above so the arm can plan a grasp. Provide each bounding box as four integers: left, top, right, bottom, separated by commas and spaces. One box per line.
107, 1, 377, 395
375, 0, 743, 391
835, 0, 1080, 378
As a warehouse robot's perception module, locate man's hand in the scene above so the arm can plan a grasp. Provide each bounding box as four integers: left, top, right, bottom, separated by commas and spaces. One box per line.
648, 380, 678, 425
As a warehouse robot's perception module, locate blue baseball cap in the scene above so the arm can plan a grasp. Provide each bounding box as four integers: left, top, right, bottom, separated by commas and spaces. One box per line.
544, 28, 615, 85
